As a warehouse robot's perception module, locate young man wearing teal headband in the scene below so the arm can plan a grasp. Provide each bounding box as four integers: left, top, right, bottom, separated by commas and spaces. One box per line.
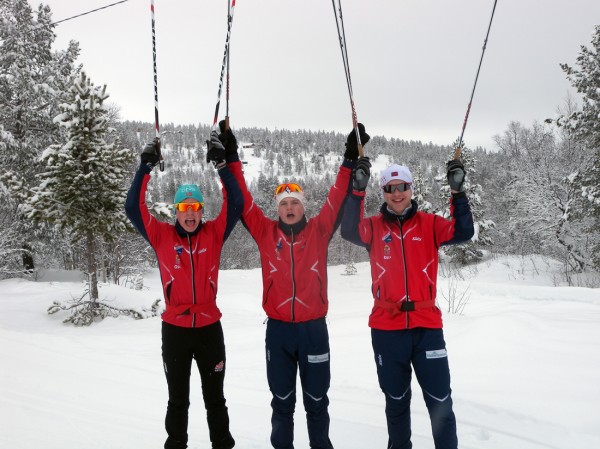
125, 134, 243, 449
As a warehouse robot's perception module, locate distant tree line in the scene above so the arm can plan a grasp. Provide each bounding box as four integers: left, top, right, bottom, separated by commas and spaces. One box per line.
1, 1, 598, 295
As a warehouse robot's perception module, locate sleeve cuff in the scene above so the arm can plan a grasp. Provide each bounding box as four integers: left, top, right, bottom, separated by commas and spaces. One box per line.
451, 191, 467, 199
226, 153, 240, 163
342, 158, 356, 169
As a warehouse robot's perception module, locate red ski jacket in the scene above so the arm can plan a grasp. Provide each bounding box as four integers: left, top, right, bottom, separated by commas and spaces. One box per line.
341, 194, 474, 330
125, 162, 243, 328
230, 161, 353, 322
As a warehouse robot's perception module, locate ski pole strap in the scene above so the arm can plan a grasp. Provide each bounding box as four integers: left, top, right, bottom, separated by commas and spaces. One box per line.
163, 303, 212, 319
376, 299, 436, 315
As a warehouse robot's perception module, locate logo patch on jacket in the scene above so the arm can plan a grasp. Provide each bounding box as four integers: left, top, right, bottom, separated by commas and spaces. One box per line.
214, 360, 224, 372
275, 238, 283, 260
382, 233, 392, 260
174, 245, 183, 269
383, 244, 391, 260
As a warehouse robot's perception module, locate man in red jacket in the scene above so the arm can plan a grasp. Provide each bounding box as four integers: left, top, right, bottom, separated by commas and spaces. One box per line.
340, 147, 474, 449
125, 134, 243, 449
216, 122, 368, 449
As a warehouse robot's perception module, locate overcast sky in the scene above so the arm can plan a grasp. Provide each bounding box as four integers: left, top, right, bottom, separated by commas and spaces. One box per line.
38, 0, 600, 150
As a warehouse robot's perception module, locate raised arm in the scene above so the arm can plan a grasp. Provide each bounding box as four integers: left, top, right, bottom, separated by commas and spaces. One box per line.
217, 122, 271, 240
340, 156, 373, 248
312, 124, 371, 236
125, 140, 163, 245
439, 159, 474, 246
206, 131, 244, 242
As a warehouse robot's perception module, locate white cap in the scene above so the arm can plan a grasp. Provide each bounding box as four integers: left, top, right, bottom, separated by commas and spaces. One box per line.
275, 191, 305, 206
379, 164, 413, 187
274, 184, 306, 207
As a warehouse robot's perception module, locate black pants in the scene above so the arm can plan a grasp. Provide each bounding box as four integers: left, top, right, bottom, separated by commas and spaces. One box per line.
161, 320, 235, 449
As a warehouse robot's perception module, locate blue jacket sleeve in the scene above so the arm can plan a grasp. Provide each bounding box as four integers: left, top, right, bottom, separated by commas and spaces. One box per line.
218, 164, 244, 242
125, 163, 153, 242
340, 193, 369, 248
441, 192, 475, 246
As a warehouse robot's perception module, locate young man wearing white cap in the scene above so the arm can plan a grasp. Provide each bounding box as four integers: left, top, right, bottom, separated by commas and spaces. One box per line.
125, 134, 243, 449
216, 121, 369, 449
341, 155, 474, 449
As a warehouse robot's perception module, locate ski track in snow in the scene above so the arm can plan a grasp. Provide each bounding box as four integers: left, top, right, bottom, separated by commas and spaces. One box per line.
1, 257, 600, 449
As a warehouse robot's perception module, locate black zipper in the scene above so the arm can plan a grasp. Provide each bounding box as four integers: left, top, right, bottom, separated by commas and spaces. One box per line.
187, 234, 196, 327
397, 218, 410, 328
290, 228, 297, 322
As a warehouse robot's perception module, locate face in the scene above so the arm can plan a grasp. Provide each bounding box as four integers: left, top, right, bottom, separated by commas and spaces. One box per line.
176, 198, 203, 233
278, 197, 305, 225
383, 180, 412, 215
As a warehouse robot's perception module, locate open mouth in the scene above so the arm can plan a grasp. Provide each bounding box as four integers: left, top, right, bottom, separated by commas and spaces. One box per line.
185, 218, 196, 227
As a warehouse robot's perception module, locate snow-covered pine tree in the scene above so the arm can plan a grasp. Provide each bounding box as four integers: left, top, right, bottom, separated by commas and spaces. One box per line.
412, 165, 434, 214
342, 261, 357, 276
23, 72, 133, 309
558, 25, 600, 271
494, 121, 590, 277
0, 0, 79, 272
437, 142, 494, 265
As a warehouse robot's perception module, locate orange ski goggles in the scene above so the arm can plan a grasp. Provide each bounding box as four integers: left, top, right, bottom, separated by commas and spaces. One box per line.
174, 202, 204, 212
274, 183, 303, 196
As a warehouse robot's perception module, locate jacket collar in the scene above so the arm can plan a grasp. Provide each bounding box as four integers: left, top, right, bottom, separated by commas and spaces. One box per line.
380, 199, 418, 223
278, 215, 308, 236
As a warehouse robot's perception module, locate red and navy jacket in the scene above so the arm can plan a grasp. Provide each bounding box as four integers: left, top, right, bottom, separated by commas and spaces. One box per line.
341, 192, 474, 330
125, 162, 243, 328
230, 160, 354, 323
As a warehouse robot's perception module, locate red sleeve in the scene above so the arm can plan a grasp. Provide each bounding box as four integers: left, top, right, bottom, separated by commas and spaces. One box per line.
311, 164, 353, 237
137, 173, 171, 247
228, 161, 271, 240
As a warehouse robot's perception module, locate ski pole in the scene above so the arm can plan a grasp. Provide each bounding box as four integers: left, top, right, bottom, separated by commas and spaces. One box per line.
213, 0, 237, 131
150, 0, 164, 170
455, 0, 498, 160
225, 0, 231, 131
331, 0, 362, 157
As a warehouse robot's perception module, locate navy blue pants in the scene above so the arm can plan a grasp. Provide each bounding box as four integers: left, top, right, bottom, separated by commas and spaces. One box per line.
161, 321, 235, 449
265, 318, 334, 449
371, 328, 457, 449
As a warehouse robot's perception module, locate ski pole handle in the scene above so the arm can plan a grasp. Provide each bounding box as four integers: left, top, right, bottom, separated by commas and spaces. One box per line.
453, 146, 462, 160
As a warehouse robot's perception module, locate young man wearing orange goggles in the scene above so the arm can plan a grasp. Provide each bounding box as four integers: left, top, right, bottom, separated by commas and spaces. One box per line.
125, 134, 243, 449
218, 121, 370, 449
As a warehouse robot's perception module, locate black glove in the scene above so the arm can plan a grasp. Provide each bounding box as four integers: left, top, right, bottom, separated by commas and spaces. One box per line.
218, 120, 239, 157
353, 157, 371, 192
206, 131, 226, 168
447, 159, 466, 192
344, 123, 370, 161
140, 138, 160, 167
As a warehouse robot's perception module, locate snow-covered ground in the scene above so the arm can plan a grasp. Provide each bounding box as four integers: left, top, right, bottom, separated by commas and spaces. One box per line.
1, 255, 599, 449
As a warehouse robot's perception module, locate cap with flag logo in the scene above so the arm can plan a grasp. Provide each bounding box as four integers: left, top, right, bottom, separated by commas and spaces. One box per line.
379, 164, 413, 187
174, 184, 204, 205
